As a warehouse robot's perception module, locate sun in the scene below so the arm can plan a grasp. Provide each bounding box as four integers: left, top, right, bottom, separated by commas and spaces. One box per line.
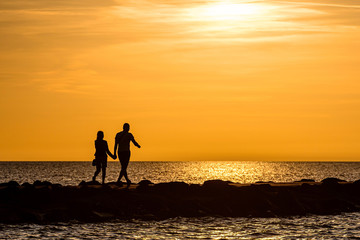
184, 2, 271, 33
200, 3, 263, 21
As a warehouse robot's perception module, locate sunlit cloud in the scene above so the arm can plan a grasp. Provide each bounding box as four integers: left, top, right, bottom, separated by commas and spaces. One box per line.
271, 0, 360, 9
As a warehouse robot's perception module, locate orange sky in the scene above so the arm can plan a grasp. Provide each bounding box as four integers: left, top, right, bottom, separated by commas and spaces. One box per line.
1, 0, 360, 161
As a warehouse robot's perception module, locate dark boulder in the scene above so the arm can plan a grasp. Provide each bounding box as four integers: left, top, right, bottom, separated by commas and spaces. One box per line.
51, 183, 62, 189
1, 179, 360, 223
203, 180, 231, 188
353, 179, 360, 185
79, 180, 101, 186
138, 180, 153, 186
321, 178, 346, 185
272, 190, 306, 216
42, 181, 52, 186
296, 179, 315, 182
300, 183, 314, 190
153, 182, 189, 194
33, 180, 52, 187
0, 181, 19, 188
33, 180, 42, 186
251, 183, 272, 191
21, 182, 32, 188
189, 184, 201, 192
7, 181, 19, 187
106, 181, 123, 187
256, 181, 274, 184
137, 180, 154, 191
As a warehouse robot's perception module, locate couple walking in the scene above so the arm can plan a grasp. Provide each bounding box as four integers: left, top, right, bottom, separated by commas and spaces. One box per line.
92, 123, 141, 185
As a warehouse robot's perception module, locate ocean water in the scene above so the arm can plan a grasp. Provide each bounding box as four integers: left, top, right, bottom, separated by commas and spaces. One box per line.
1, 161, 360, 239
2, 214, 360, 239
0, 161, 360, 185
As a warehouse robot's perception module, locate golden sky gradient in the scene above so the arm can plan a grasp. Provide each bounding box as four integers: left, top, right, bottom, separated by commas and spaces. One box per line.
1, 0, 360, 161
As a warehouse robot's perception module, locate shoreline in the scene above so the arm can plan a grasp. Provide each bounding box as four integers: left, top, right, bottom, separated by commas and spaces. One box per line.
1, 178, 360, 223
2, 160, 360, 163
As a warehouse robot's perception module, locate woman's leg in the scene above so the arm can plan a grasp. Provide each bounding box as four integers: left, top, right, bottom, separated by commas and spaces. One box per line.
93, 164, 101, 181
101, 165, 106, 184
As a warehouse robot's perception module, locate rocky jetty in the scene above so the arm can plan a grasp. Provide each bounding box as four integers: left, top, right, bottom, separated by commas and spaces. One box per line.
1, 178, 360, 223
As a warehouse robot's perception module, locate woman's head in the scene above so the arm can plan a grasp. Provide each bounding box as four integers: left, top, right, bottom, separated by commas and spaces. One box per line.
97, 131, 104, 140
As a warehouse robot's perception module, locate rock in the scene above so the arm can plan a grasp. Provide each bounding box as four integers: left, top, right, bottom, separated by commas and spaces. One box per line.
321, 178, 346, 185
301, 183, 312, 189
33, 180, 52, 187
42, 181, 52, 186
136, 180, 153, 191
79, 180, 101, 186
21, 182, 32, 188
256, 181, 274, 184
153, 182, 189, 193
79, 180, 86, 186
1, 179, 360, 223
251, 183, 272, 191
7, 181, 19, 187
33, 180, 42, 186
52, 184, 62, 189
295, 179, 315, 182
0, 181, 19, 188
353, 179, 360, 185
272, 190, 305, 215
106, 182, 123, 187
203, 180, 230, 188
189, 184, 201, 192
138, 180, 153, 186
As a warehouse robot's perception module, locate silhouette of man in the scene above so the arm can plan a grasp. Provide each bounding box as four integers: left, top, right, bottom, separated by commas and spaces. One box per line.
114, 123, 141, 186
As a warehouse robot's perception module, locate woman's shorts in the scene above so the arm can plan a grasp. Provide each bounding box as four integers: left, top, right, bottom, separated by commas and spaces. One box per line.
95, 158, 107, 168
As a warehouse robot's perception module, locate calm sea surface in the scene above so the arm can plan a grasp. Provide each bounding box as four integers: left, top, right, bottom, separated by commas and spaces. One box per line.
1, 161, 360, 185
1, 161, 360, 239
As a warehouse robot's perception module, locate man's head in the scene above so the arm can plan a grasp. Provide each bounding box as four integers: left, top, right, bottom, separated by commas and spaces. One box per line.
123, 123, 130, 132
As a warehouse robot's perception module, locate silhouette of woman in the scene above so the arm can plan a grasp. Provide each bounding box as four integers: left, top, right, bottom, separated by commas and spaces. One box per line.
93, 131, 115, 184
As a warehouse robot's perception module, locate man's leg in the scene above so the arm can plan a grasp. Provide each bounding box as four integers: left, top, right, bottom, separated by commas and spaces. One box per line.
117, 151, 131, 184
117, 167, 123, 182
122, 152, 131, 185
118, 159, 128, 182
117, 153, 124, 182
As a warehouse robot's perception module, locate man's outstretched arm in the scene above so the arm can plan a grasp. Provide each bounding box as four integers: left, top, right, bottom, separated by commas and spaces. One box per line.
131, 135, 141, 148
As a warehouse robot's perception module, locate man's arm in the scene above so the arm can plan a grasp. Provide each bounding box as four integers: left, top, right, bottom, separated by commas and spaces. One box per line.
131, 134, 141, 148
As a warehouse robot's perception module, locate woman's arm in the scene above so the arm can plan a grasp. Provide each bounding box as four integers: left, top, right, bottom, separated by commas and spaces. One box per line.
106, 142, 116, 159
